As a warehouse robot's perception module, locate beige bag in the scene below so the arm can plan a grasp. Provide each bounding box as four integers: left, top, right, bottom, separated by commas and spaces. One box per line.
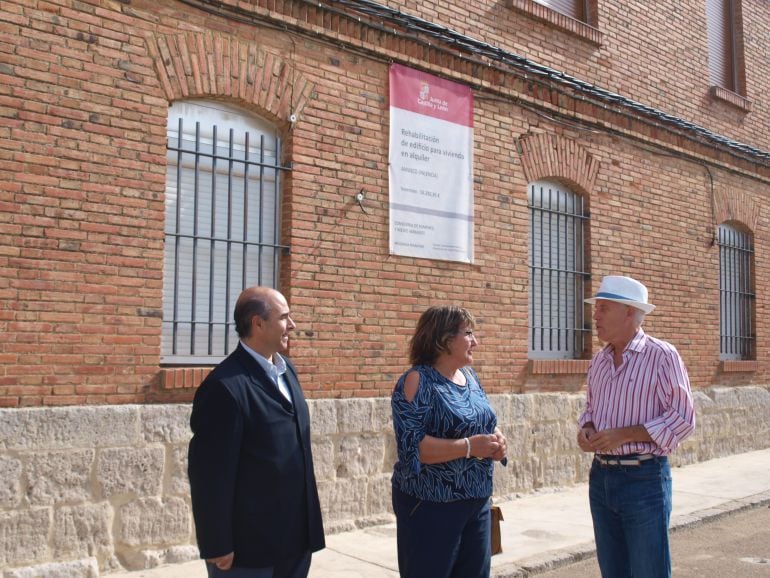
490, 504, 504, 555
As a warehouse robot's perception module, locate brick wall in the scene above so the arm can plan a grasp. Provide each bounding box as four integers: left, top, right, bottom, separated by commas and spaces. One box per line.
0, 0, 769, 407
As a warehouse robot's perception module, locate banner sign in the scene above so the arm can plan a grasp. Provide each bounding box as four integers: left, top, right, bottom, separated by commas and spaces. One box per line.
388, 64, 474, 263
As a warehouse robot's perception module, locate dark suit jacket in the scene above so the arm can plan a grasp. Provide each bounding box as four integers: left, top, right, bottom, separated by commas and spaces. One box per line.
188, 344, 325, 567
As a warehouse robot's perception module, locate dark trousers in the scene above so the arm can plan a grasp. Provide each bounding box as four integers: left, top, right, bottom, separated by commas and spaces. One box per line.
392, 486, 491, 578
206, 551, 311, 578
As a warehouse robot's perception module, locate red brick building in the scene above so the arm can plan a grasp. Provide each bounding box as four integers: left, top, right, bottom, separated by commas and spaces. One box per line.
2, 0, 768, 405
1, 0, 769, 573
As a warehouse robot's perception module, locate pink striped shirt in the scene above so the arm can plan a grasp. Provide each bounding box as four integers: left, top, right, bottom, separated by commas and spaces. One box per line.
578, 329, 695, 456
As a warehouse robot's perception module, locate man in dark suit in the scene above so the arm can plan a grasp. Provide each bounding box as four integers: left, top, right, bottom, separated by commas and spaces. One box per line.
188, 287, 325, 578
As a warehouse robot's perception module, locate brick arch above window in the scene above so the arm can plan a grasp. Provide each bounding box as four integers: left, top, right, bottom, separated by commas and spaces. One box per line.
145, 31, 314, 124
517, 133, 600, 196
713, 187, 759, 232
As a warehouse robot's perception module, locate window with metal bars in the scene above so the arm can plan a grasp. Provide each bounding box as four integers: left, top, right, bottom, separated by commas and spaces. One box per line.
528, 180, 589, 359
162, 100, 288, 364
718, 222, 754, 360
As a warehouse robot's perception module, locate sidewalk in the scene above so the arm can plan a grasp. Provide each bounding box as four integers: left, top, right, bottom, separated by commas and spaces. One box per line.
109, 448, 770, 578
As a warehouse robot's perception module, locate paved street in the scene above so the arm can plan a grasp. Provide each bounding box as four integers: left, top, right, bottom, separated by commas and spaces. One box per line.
537, 503, 770, 577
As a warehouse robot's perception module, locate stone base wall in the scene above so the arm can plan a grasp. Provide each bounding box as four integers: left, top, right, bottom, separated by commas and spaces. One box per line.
1, 386, 768, 576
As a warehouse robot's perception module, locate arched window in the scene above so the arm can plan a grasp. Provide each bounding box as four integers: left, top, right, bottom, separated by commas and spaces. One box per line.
162, 100, 287, 363
528, 180, 589, 359
717, 222, 754, 360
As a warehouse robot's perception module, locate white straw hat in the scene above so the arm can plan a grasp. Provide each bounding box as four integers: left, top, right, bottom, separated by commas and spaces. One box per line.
585, 275, 656, 314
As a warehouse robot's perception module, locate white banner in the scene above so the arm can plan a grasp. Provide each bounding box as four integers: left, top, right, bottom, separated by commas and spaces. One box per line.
388, 64, 474, 263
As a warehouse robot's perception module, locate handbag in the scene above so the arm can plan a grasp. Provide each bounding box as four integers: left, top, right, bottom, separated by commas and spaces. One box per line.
490, 503, 504, 555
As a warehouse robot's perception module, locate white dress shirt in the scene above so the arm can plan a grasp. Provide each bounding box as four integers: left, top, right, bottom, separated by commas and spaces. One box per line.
240, 341, 293, 403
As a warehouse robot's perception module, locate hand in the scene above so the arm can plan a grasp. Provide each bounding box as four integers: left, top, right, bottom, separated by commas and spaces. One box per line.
207, 552, 234, 571
588, 427, 637, 453
577, 424, 650, 454
469, 433, 501, 459
490, 428, 507, 461
577, 425, 597, 453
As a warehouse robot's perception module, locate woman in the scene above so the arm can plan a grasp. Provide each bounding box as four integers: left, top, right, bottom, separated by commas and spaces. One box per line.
391, 305, 507, 578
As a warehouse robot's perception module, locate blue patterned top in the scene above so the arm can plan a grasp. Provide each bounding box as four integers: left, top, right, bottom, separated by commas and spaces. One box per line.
391, 365, 499, 502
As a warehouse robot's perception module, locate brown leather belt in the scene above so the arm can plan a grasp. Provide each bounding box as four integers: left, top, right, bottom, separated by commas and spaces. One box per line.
595, 453, 655, 467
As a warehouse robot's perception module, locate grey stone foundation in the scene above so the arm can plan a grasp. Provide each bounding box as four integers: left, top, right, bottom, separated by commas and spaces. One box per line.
0, 386, 768, 576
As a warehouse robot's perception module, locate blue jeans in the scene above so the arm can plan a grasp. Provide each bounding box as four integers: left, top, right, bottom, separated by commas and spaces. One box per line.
589, 456, 672, 578
392, 486, 491, 578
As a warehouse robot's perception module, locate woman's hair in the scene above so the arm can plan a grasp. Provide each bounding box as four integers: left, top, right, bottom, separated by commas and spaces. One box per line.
409, 305, 475, 366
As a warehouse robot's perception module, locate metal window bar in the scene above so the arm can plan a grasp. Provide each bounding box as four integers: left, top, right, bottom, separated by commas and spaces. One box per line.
718, 224, 754, 360
529, 183, 590, 359
165, 118, 290, 359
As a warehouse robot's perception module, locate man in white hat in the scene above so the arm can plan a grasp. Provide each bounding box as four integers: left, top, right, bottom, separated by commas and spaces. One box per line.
577, 275, 695, 578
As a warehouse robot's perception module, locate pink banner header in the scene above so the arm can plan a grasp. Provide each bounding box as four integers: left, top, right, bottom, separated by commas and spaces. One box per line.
389, 64, 473, 127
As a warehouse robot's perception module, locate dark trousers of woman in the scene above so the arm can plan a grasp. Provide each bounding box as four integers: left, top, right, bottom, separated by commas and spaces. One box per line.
392, 486, 491, 578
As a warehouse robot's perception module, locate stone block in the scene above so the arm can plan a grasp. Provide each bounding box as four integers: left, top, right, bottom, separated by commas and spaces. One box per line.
317, 477, 367, 524
26, 449, 95, 505
503, 422, 533, 459
3, 558, 99, 578
539, 454, 576, 487
308, 399, 338, 436
574, 453, 593, 480
509, 394, 536, 421
708, 387, 739, 407
310, 438, 335, 481
0, 508, 50, 566
370, 398, 393, 433
0, 456, 22, 508
567, 395, 587, 417
692, 389, 714, 410
52, 503, 113, 564
365, 473, 394, 519
119, 545, 199, 571
732, 385, 770, 408
336, 399, 375, 434
141, 405, 192, 444
489, 394, 512, 424
97, 447, 164, 498
336, 434, 385, 478
167, 444, 190, 495
382, 434, 397, 470
497, 457, 535, 494
0, 406, 140, 451
117, 497, 190, 547
532, 393, 574, 421
530, 422, 564, 454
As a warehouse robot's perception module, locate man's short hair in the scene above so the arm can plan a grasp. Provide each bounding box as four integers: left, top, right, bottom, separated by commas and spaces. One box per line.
234, 292, 272, 338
